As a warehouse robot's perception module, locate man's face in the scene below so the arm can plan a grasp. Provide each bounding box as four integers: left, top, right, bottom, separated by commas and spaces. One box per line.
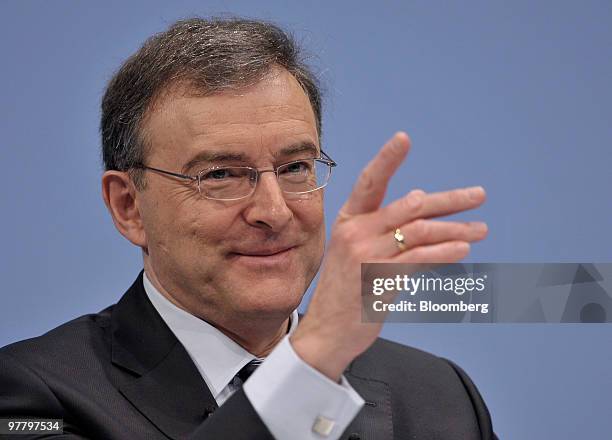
136, 67, 325, 326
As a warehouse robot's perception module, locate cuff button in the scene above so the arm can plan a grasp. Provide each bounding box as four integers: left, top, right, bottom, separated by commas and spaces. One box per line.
312, 415, 335, 436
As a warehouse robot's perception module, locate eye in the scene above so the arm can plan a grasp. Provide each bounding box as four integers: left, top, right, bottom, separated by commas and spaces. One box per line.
200, 167, 254, 182
202, 168, 231, 180
210, 169, 229, 180
282, 161, 312, 174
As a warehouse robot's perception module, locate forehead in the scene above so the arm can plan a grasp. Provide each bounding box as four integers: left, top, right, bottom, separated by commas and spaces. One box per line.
142, 67, 320, 167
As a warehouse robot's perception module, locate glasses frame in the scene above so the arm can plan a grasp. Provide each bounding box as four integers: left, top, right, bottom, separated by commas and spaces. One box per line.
133, 150, 337, 201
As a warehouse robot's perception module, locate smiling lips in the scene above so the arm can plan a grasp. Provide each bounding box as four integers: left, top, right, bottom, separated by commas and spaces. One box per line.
230, 245, 296, 256
229, 246, 296, 266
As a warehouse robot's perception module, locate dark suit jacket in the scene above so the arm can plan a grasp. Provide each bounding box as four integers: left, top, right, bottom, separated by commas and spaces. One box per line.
0, 273, 497, 439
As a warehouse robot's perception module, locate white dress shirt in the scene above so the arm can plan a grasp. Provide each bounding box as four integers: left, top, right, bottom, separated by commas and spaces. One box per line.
143, 272, 364, 439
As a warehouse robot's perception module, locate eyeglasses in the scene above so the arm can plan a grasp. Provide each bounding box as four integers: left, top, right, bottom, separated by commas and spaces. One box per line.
133, 150, 337, 201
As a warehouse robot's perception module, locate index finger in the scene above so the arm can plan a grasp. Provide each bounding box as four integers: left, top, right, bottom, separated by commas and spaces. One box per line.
340, 132, 411, 218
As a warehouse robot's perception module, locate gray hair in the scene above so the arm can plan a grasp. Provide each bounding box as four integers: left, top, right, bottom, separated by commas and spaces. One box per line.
100, 17, 322, 189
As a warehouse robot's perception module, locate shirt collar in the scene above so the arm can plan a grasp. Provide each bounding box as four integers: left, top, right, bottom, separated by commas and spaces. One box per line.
142, 271, 299, 399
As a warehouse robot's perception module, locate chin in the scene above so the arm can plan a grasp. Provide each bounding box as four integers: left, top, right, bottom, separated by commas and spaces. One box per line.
232, 282, 305, 316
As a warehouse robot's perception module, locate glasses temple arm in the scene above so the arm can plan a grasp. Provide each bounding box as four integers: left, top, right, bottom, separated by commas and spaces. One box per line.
134, 165, 197, 181
320, 149, 337, 167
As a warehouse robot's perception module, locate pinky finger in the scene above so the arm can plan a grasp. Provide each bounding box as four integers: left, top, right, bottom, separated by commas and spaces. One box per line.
392, 241, 471, 264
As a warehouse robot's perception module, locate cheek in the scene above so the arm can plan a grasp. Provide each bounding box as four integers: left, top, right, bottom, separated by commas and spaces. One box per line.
306, 195, 325, 233
291, 194, 326, 251
185, 211, 231, 246
139, 197, 171, 249
143, 199, 225, 257
288, 193, 323, 228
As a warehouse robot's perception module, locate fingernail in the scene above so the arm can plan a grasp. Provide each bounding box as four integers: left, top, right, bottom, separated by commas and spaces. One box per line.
457, 242, 470, 252
467, 186, 484, 200
471, 222, 488, 232
390, 132, 409, 152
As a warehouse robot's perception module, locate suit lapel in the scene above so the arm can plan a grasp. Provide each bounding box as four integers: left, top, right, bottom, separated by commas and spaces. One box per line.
110, 283, 395, 439
111, 272, 217, 439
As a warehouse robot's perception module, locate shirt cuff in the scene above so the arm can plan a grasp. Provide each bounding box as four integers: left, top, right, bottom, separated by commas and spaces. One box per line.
243, 335, 364, 439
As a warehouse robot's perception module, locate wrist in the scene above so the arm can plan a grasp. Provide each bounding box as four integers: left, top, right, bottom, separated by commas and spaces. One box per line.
289, 325, 354, 382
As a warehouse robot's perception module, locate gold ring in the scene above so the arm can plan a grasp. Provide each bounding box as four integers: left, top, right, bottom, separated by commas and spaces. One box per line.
394, 228, 407, 252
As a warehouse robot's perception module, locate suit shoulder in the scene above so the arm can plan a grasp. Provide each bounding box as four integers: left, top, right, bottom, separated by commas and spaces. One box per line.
350, 339, 495, 439
0, 305, 114, 366
349, 336, 456, 382
363, 336, 442, 365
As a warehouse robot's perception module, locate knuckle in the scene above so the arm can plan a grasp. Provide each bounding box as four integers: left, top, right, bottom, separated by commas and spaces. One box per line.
336, 207, 353, 224
410, 188, 426, 199
379, 143, 398, 162
358, 169, 375, 194
411, 219, 429, 240
447, 190, 462, 205
409, 190, 425, 209
461, 223, 474, 238
403, 191, 423, 212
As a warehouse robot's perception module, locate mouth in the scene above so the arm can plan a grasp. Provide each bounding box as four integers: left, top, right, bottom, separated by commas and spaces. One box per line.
228, 246, 296, 267
231, 246, 295, 257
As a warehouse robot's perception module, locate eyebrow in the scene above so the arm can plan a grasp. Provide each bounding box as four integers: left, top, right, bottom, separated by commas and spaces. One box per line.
182, 141, 320, 173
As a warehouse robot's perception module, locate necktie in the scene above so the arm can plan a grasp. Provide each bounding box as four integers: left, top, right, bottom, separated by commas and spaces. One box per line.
235, 359, 263, 384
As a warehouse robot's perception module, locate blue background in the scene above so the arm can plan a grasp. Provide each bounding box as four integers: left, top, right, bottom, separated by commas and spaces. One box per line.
1, 1, 611, 438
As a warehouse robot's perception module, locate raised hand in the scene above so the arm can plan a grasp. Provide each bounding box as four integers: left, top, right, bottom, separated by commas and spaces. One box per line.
290, 132, 487, 381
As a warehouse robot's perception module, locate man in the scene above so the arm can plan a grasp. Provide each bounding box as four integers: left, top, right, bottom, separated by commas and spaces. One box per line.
0, 18, 495, 439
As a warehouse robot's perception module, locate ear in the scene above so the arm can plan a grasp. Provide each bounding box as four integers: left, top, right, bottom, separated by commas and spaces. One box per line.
102, 171, 147, 248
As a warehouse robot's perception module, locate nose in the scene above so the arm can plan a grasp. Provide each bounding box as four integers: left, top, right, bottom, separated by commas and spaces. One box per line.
243, 171, 293, 232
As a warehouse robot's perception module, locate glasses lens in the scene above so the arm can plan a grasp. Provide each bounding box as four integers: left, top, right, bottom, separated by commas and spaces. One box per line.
278, 159, 331, 193
198, 167, 257, 200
